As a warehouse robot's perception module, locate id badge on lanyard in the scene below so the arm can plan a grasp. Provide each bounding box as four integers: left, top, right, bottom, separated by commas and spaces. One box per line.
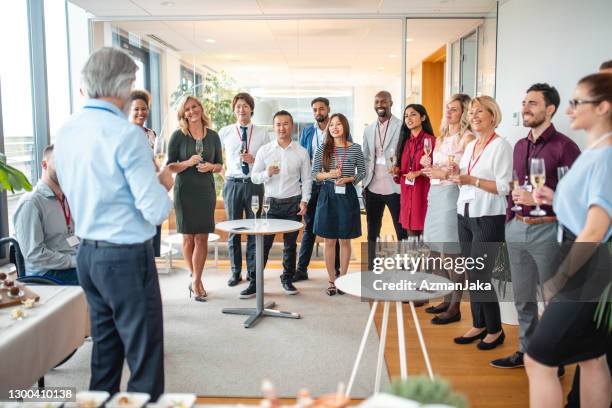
404, 176, 415, 186
335, 185, 346, 194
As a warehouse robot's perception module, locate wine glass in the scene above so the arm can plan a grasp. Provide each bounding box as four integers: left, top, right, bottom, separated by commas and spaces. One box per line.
557, 166, 569, 180
530, 158, 546, 216
153, 134, 167, 169
388, 149, 397, 173
510, 169, 522, 212
423, 138, 432, 162
251, 196, 260, 224
195, 139, 204, 162
262, 197, 271, 225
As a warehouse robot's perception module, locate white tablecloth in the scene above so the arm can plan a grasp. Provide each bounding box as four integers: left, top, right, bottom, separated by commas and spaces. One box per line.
0, 286, 88, 397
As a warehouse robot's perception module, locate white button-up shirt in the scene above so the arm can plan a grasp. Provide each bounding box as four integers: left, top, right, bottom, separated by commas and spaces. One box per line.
251, 139, 312, 202
218, 122, 270, 178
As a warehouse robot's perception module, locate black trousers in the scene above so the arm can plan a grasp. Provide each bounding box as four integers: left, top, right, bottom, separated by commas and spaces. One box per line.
457, 206, 504, 334
153, 225, 162, 257
222, 178, 264, 278
297, 182, 340, 274
77, 240, 164, 401
364, 188, 407, 270
260, 195, 302, 283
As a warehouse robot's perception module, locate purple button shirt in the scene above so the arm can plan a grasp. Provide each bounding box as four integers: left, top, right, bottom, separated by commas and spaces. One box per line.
507, 124, 581, 221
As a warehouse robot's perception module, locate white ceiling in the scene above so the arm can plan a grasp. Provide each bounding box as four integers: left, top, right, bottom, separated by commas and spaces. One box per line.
70, 0, 497, 18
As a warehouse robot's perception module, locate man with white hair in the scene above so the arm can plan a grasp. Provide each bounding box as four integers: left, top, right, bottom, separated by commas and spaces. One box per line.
54, 47, 173, 400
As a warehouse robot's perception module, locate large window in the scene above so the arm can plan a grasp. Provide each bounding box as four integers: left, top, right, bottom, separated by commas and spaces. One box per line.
0, 0, 36, 231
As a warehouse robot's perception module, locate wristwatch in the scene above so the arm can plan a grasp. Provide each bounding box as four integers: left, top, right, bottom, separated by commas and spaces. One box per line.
474, 177, 480, 188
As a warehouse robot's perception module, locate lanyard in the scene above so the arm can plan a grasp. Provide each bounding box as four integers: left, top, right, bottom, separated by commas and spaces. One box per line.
407, 131, 425, 171
54, 192, 71, 231
376, 120, 390, 150
333, 144, 349, 174
524, 131, 548, 176
236, 125, 254, 152
468, 132, 496, 175
83, 105, 119, 116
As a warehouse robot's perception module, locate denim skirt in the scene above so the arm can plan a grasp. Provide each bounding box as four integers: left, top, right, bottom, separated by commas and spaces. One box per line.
314, 181, 361, 239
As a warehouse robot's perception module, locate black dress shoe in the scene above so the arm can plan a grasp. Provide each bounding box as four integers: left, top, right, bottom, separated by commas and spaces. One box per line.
453, 330, 487, 345
227, 275, 242, 287
425, 303, 449, 314
490, 351, 524, 369
292, 273, 309, 282
282, 281, 299, 295
431, 312, 461, 325
477, 331, 505, 350
239, 282, 256, 299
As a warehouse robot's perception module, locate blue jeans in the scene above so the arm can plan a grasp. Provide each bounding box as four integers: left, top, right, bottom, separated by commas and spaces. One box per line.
39, 268, 79, 285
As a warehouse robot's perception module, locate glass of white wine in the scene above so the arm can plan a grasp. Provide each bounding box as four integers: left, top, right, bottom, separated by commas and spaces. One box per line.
387, 148, 397, 174
153, 134, 167, 169
263, 197, 271, 225
530, 158, 546, 216
423, 138, 432, 164
511, 169, 522, 212
195, 139, 204, 162
251, 196, 260, 225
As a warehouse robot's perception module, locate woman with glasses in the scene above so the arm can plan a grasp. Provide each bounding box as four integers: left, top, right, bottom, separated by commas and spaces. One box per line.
449, 96, 512, 350
167, 96, 223, 301
420, 94, 475, 324
526, 73, 612, 408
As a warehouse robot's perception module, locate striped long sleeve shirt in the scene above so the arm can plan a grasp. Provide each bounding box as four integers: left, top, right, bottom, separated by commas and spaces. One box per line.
312, 143, 366, 185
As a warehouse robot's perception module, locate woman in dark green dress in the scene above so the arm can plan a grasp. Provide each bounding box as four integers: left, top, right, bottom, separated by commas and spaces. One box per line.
168, 96, 223, 301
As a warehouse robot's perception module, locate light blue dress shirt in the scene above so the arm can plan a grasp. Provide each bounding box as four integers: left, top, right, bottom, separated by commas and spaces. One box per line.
553, 145, 612, 242
54, 99, 171, 244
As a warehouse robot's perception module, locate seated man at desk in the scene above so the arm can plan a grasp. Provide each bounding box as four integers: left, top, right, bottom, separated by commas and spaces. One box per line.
249, 110, 312, 298
13, 144, 79, 285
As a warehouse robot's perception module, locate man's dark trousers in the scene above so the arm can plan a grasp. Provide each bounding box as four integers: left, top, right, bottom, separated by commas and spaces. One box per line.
223, 178, 264, 279
77, 240, 164, 401
260, 195, 302, 283
296, 182, 339, 276
364, 188, 406, 271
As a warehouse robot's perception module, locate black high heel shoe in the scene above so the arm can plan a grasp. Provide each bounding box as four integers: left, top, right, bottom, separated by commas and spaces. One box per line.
188, 283, 207, 302
453, 329, 486, 345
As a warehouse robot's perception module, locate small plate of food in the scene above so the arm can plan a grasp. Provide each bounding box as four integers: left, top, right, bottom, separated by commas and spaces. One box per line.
106, 392, 150, 408
62, 390, 111, 408
156, 393, 196, 408
7, 286, 24, 299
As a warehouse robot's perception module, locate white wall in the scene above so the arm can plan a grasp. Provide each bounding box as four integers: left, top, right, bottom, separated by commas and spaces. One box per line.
496, 0, 612, 149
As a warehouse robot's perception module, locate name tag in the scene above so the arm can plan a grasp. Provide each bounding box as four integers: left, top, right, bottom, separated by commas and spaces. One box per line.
66, 235, 80, 247
335, 185, 346, 194
376, 157, 386, 165
430, 178, 441, 185
404, 177, 415, 186
557, 224, 563, 243
523, 184, 533, 193
462, 186, 476, 201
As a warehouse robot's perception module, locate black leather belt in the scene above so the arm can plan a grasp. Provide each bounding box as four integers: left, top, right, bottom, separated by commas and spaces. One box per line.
226, 177, 252, 183
81, 238, 152, 248
269, 195, 301, 204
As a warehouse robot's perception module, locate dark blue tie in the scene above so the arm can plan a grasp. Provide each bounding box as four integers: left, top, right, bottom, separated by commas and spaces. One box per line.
240, 126, 249, 175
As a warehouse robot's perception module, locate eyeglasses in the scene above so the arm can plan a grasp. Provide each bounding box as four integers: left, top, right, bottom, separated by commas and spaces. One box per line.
568, 99, 601, 109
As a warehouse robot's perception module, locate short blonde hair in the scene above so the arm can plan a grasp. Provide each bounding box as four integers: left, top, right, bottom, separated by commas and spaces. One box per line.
177, 95, 211, 135
470, 96, 502, 128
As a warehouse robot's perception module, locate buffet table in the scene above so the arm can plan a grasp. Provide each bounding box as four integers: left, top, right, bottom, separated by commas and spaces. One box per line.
0, 286, 88, 398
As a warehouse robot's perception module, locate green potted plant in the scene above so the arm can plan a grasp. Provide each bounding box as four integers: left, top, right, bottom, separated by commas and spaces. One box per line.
0, 153, 33, 193
386, 376, 469, 408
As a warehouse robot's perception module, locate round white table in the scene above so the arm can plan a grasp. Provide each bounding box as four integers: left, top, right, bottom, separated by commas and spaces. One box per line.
216, 219, 304, 328
335, 271, 452, 396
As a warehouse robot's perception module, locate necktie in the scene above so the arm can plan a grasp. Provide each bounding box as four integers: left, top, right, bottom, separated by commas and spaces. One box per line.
240, 126, 249, 175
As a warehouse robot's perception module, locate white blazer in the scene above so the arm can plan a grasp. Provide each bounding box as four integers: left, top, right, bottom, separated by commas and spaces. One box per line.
362, 115, 402, 194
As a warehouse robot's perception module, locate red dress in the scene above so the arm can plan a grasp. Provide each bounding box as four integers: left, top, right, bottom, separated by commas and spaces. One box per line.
394, 130, 435, 232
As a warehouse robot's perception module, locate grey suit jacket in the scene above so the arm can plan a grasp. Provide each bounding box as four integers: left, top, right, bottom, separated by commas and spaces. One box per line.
362, 115, 402, 194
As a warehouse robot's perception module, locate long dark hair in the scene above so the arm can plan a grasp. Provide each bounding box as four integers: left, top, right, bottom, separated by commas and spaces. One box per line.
396, 104, 434, 162
322, 113, 350, 171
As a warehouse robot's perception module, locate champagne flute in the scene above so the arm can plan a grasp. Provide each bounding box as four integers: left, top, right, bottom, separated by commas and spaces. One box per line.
153, 134, 167, 168
263, 197, 271, 225
557, 166, 569, 180
387, 148, 397, 174
510, 169, 522, 212
195, 139, 204, 162
251, 196, 260, 225
530, 158, 546, 216
423, 138, 432, 165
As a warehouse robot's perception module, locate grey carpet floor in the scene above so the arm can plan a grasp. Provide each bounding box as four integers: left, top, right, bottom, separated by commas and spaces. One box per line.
43, 266, 389, 398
